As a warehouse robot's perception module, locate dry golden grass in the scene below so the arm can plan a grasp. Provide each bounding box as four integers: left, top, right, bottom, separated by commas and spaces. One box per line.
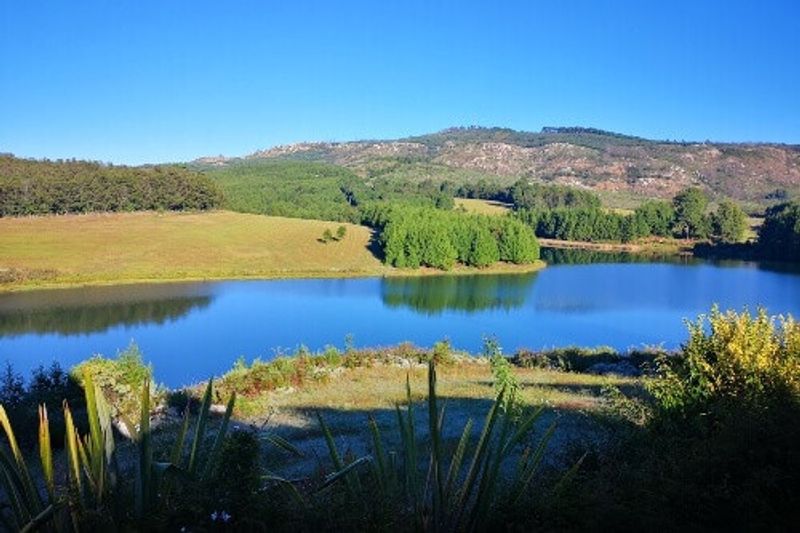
0, 211, 388, 290
455, 198, 512, 215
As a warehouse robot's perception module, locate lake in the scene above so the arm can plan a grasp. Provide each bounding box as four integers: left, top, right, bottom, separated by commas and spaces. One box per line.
2, 249, 800, 386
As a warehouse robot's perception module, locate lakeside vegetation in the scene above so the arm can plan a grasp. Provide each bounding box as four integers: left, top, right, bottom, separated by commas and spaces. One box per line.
1, 307, 797, 530
367, 205, 540, 270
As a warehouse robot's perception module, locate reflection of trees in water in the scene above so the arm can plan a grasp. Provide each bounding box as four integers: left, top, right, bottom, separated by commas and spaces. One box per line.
381, 273, 537, 314
540, 247, 696, 266
0, 284, 214, 336
542, 247, 800, 275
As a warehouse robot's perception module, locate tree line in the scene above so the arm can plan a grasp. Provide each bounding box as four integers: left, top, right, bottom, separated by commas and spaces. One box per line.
516, 187, 749, 244
366, 205, 540, 270
0, 156, 223, 216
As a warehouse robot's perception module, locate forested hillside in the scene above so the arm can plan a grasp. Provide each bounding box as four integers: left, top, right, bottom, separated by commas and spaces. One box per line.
236, 126, 800, 207
200, 159, 456, 223
0, 156, 221, 216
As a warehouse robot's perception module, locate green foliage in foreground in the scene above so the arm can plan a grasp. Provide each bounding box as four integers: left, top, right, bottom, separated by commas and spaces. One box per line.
317, 359, 560, 532
375, 205, 539, 269
0, 373, 245, 530
650, 306, 799, 417
0, 155, 222, 216
558, 308, 800, 531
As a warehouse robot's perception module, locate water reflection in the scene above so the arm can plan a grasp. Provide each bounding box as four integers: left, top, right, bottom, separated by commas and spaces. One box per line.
0, 283, 214, 337
540, 247, 696, 266
381, 273, 538, 314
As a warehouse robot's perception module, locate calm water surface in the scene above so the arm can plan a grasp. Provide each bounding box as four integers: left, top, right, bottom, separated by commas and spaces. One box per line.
2, 250, 800, 386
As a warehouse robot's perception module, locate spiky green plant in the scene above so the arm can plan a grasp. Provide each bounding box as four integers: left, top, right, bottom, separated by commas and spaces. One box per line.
0, 374, 243, 530
320, 359, 557, 532
0, 404, 50, 531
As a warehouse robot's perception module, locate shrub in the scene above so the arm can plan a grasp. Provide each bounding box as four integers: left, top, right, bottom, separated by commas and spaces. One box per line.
567, 308, 800, 531
72, 342, 155, 421
649, 306, 800, 418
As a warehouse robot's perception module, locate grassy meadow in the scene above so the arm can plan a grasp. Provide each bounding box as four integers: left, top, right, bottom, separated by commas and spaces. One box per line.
0, 211, 387, 290
454, 197, 512, 215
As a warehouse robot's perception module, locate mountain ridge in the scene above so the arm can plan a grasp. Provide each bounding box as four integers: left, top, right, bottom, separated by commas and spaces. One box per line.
196, 126, 800, 206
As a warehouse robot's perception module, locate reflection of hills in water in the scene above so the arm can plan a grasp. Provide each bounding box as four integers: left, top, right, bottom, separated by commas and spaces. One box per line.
0, 283, 214, 336
381, 273, 538, 314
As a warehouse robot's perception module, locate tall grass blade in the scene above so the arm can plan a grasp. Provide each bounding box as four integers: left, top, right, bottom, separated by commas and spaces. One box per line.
63, 401, 83, 508
368, 416, 390, 493
188, 379, 213, 476
19, 504, 55, 533
82, 372, 104, 470
0, 448, 30, 528
502, 405, 545, 455
136, 378, 153, 518
262, 433, 303, 456
202, 391, 236, 480
320, 456, 373, 490
452, 391, 502, 527
472, 411, 517, 529
170, 405, 191, 467
552, 452, 587, 496
317, 412, 361, 497
444, 418, 473, 502
37, 405, 54, 502
427, 360, 444, 529
511, 421, 556, 504
402, 373, 420, 507
0, 405, 42, 517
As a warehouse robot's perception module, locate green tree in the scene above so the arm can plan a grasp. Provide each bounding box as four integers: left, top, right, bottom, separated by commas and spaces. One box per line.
634, 200, 675, 237
758, 202, 800, 261
672, 187, 710, 239
468, 226, 500, 267
335, 225, 347, 240
711, 200, 748, 243
421, 222, 457, 270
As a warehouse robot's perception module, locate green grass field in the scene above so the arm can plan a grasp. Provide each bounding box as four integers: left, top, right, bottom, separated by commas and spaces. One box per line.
0, 211, 388, 290
454, 197, 512, 215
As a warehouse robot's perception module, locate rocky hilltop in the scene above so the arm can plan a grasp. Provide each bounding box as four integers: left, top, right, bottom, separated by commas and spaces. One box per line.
226, 127, 800, 205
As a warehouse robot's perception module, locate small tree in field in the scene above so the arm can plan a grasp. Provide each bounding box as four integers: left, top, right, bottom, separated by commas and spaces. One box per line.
321, 228, 334, 243
336, 225, 347, 241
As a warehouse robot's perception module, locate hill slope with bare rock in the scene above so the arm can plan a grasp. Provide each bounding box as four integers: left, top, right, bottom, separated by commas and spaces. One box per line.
208, 127, 800, 207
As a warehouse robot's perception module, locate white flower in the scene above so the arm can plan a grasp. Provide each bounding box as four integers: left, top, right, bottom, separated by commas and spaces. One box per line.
221, 511, 232, 522
210, 511, 218, 521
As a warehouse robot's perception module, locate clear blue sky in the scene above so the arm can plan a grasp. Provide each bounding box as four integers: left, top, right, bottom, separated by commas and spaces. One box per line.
1, 0, 798, 164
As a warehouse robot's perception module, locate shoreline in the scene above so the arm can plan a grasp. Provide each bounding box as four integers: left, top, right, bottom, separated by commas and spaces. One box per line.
0, 260, 547, 294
